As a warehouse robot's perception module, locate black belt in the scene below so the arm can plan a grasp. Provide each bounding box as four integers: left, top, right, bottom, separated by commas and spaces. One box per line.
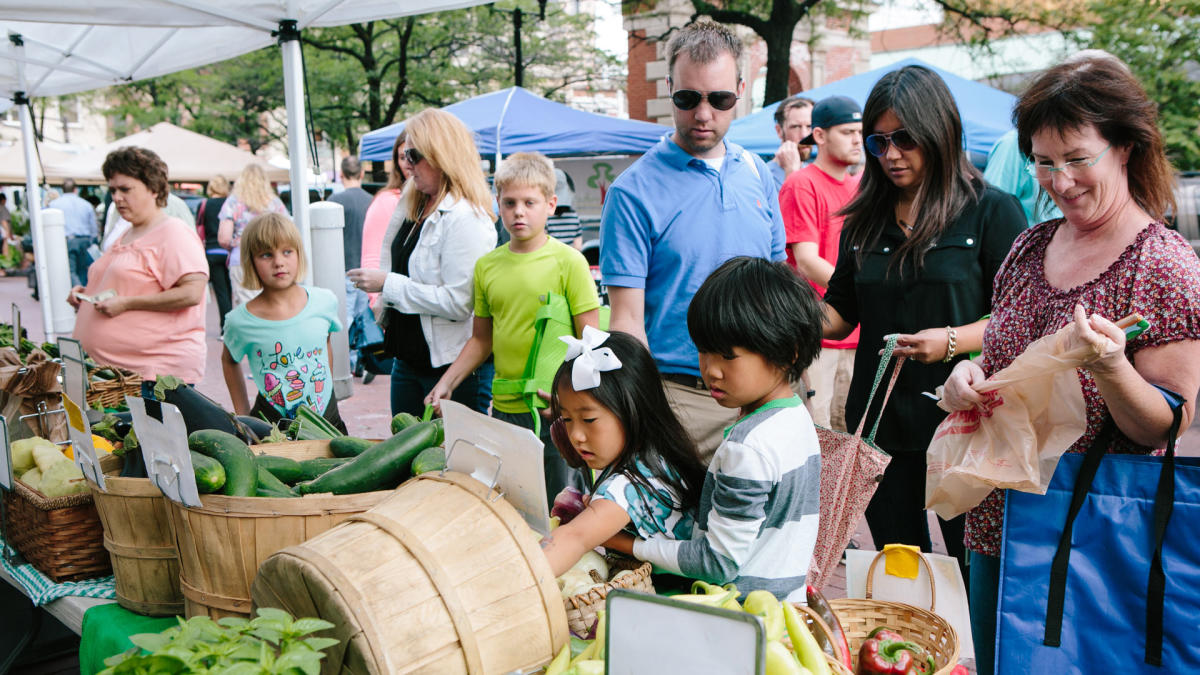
663, 373, 708, 390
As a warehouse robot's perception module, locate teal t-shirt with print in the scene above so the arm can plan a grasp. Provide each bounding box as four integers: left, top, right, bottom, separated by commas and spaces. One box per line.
592, 460, 695, 541
223, 286, 342, 417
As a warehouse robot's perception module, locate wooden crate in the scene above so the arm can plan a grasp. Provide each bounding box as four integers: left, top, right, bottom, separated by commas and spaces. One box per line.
89, 468, 183, 617
252, 471, 569, 675
166, 440, 391, 619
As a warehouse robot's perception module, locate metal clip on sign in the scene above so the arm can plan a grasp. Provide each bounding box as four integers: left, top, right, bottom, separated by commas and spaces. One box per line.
126, 396, 202, 508
442, 437, 505, 502
18, 401, 64, 441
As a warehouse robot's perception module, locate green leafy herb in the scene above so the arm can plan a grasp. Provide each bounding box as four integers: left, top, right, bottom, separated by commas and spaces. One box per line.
101, 608, 337, 675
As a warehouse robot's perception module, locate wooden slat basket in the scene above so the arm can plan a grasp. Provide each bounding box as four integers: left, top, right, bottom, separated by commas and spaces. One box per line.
88, 458, 183, 616
3, 453, 122, 582
251, 470, 569, 675
165, 440, 392, 620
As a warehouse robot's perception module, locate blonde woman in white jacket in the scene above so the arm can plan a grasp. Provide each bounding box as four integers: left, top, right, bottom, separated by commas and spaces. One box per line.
347, 109, 497, 415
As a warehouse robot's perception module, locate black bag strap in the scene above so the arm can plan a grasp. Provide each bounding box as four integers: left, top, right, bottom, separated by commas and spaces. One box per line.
1042, 389, 1184, 667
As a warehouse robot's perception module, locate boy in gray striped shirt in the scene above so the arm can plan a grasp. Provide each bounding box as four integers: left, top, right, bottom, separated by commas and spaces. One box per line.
632, 257, 825, 602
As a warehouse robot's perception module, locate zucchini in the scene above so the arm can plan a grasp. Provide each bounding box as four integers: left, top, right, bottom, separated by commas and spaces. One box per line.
188, 430, 256, 497
191, 451, 226, 493
329, 436, 376, 458
295, 457, 353, 481
297, 421, 440, 495
254, 454, 303, 484
390, 412, 420, 435
255, 466, 298, 497
411, 446, 445, 475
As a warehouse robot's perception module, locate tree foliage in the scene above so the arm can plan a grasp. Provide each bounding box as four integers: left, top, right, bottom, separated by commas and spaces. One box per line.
105, 2, 618, 166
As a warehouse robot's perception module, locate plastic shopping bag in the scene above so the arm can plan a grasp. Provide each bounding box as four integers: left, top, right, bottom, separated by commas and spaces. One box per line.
924, 320, 1118, 519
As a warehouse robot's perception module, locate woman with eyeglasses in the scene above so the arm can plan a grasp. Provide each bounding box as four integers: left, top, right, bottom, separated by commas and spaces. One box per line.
821, 65, 1026, 576
939, 56, 1200, 673
346, 109, 496, 416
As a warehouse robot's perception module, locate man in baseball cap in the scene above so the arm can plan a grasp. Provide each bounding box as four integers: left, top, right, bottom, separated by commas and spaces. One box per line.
779, 94, 864, 431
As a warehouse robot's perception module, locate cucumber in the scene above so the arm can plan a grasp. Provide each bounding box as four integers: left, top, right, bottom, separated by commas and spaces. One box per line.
254, 454, 303, 484
411, 446, 445, 475
295, 457, 353, 481
255, 466, 298, 497
297, 421, 440, 495
188, 430, 257, 497
191, 451, 226, 494
390, 412, 420, 435
329, 436, 376, 458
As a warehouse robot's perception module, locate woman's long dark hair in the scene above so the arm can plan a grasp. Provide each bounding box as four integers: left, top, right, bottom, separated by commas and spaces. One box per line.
840, 65, 982, 271
550, 332, 706, 515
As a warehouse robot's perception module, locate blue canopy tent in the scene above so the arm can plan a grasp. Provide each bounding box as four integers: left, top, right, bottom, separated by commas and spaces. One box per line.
359, 86, 671, 161
727, 57, 1017, 165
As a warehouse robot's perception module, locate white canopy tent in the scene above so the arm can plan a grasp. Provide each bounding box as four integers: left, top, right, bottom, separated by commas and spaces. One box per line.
0, 0, 490, 338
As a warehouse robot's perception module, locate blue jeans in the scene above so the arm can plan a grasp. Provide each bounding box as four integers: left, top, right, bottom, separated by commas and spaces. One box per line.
969, 551, 1001, 675
67, 236, 95, 287
390, 359, 484, 417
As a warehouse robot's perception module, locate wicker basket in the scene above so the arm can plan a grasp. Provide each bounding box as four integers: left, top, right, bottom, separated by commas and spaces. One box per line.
3, 453, 122, 582
800, 550, 960, 674
563, 554, 654, 637
86, 365, 142, 409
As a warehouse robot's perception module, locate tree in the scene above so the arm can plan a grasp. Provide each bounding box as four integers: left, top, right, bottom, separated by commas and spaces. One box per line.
1071, 0, 1200, 170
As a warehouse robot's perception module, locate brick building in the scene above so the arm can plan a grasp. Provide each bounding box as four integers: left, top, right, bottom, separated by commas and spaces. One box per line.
624, 0, 871, 125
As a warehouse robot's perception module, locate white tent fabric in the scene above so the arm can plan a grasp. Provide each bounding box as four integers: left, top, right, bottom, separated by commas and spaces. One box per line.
44, 122, 290, 184
0, 142, 75, 184
0, 1, 484, 99
0, 0, 490, 340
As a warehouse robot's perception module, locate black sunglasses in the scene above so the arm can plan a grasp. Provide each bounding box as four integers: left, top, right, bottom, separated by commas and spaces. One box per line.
670, 89, 739, 111
402, 148, 424, 165
864, 129, 918, 157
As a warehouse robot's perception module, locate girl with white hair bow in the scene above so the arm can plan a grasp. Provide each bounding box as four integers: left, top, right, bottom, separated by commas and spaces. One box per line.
539, 327, 707, 578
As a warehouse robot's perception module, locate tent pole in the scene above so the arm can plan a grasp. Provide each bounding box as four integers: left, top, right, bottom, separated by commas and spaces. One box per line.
10, 34, 56, 340
277, 20, 313, 285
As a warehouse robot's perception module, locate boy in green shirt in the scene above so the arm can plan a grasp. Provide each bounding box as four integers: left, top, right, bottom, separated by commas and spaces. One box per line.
427, 152, 601, 500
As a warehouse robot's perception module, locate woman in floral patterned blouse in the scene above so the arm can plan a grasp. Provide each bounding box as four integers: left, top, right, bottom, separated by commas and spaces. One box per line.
941, 55, 1200, 674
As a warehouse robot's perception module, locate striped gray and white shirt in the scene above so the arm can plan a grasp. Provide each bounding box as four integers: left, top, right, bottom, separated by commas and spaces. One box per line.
633, 397, 821, 602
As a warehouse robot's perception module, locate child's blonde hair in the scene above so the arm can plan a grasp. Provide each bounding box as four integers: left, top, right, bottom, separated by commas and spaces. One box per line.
494, 152, 557, 200
239, 212, 307, 290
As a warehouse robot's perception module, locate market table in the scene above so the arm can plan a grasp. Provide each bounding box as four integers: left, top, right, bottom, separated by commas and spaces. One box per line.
0, 560, 112, 634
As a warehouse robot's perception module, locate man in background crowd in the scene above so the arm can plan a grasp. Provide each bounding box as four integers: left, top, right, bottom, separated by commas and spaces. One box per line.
329, 156, 376, 382
49, 178, 97, 287
779, 95, 864, 431
767, 96, 814, 190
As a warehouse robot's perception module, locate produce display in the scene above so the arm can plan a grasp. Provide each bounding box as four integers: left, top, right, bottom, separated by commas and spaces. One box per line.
181, 420, 444, 498
12, 436, 107, 497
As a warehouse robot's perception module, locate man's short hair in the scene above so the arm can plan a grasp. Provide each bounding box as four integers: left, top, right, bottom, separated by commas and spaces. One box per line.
773, 96, 814, 127
0, 193, 7, 202
340, 156, 363, 180
62, 178, 77, 193
494, 152, 556, 200
666, 20, 743, 81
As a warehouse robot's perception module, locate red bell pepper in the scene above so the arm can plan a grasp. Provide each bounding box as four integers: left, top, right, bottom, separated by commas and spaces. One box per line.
856, 627, 936, 675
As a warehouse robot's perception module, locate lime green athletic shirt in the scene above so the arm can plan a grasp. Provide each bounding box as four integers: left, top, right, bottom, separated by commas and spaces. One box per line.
474, 238, 601, 413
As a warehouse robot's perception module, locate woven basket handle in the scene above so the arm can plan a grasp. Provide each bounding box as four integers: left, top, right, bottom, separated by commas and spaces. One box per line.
863, 548, 936, 612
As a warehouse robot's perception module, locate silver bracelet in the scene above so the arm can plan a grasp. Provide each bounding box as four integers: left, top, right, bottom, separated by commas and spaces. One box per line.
942, 326, 958, 363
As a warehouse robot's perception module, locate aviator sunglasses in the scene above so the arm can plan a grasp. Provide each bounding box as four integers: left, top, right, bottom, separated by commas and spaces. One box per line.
670, 89, 740, 111
402, 147, 424, 165
864, 128, 919, 157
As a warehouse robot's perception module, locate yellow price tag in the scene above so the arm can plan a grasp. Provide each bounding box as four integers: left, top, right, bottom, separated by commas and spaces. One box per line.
62, 394, 86, 433
883, 544, 921, 579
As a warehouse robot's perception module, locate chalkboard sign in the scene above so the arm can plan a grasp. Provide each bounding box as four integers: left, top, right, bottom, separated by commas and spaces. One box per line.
605, 589, 764, 675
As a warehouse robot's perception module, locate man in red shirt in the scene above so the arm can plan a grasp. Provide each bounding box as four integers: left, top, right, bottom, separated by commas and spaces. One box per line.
779, 95, 863, 431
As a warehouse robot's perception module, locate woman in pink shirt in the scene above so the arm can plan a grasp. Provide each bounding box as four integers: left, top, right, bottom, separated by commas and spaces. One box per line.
360, 130, 412, 302
69, 147, 208, 386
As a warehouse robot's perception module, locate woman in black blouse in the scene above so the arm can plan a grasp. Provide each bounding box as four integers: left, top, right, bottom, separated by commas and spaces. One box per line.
821, 65, 1026, 572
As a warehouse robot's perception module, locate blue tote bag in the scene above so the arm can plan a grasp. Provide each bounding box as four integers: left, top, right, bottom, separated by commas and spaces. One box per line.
997, 399, 1200, 672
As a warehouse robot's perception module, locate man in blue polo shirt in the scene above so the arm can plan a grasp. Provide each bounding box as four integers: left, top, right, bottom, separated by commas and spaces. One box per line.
49, 178, 98, 287
600, 19, 786, 461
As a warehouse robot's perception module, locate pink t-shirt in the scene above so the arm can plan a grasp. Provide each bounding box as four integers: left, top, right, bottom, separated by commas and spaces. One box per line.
74, 217, 209, 383
779, 163, 860, 349
360, 188, 402, 305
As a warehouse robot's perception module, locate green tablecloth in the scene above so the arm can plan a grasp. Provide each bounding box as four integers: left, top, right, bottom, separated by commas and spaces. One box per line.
79, 603, 177, 674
